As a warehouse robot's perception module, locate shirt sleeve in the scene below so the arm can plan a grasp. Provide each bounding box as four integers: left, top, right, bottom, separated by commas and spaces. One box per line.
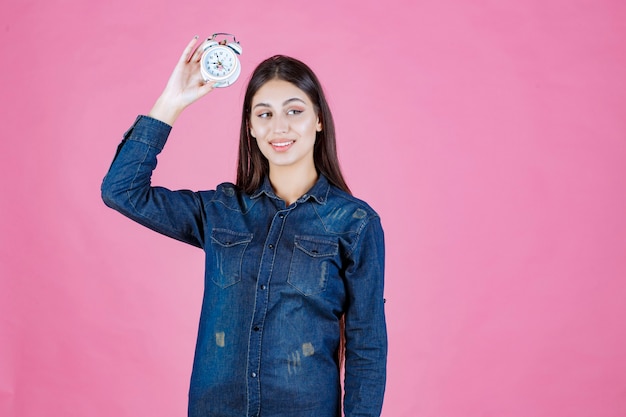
343, 216, 387, 417
101, 115, 208, 248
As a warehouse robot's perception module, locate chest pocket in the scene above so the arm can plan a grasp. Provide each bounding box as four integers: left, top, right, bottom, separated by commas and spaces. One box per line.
288, 235, 339, 296
210, 229, 253, 288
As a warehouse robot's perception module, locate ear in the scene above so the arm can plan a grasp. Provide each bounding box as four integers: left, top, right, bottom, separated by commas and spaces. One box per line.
247, 121, 256, 138
316, 116, 322, 132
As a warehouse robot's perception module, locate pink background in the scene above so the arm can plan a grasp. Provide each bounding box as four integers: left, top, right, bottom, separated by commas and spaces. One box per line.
1, 0, 625, 416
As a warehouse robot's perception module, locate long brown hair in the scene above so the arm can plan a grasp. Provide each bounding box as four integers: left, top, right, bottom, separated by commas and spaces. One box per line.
236, 55, 351, 195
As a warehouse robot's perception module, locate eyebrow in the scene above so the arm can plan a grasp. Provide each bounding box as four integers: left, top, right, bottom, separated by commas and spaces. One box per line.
252, 97, 307, 109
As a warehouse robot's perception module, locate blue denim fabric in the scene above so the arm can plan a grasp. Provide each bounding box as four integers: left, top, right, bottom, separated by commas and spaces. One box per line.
101, 116, 387, 417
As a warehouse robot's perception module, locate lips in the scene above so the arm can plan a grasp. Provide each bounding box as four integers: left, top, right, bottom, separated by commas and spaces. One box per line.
269, 140, 295, 151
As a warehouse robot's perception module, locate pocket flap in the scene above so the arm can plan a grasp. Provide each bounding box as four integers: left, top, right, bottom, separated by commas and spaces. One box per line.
294, 236, 338, 258
211, 229, 253, 247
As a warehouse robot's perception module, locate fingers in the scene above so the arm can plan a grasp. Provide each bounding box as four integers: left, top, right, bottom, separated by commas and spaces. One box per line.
197, 80, 217, 99
191, 38, 208, 63
180, 35, 200, 64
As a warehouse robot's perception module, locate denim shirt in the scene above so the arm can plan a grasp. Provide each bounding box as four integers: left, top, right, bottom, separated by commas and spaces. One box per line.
101, 116, 387, 417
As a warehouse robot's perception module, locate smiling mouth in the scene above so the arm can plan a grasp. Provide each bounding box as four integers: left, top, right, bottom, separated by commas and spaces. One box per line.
271, 141, 294, 148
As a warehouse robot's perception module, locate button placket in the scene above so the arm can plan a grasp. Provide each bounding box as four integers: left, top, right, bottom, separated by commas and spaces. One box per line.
245, 208, 290, 416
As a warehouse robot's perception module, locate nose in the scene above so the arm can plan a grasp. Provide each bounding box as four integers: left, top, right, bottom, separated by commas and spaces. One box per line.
272, 113, 288, 133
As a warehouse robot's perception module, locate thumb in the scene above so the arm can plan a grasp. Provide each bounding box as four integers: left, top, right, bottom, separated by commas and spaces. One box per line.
197, 80, 218, 98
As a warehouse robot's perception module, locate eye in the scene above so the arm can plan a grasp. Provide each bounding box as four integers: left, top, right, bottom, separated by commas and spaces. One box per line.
256, 111, 272, 119
287, 109, 303, 116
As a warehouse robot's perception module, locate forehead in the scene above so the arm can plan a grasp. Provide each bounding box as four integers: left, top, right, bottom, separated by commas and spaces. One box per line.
251, 79, 313, 107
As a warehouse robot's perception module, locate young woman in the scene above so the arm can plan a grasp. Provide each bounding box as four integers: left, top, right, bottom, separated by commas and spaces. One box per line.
102, 36, 387, 417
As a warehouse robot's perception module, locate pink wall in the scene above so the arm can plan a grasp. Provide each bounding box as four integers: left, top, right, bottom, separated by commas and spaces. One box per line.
1, 0, 625, 416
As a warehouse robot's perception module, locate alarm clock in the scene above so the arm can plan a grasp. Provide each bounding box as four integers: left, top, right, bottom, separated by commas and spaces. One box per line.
200, 33, 242, 88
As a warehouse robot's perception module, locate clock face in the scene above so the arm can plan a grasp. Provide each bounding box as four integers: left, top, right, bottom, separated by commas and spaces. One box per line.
201, 45, 238, 80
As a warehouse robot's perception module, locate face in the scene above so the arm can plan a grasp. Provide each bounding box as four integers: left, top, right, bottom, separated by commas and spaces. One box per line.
249, 79, 322, 174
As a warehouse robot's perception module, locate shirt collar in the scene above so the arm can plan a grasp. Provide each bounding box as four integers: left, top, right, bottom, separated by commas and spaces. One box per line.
250, 174, 330, 205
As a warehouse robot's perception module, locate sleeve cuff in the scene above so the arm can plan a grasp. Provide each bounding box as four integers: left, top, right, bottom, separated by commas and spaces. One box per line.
122, 115, 172, 150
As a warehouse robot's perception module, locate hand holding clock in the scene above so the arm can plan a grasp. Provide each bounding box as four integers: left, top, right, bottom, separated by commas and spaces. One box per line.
148, 36, 218, 126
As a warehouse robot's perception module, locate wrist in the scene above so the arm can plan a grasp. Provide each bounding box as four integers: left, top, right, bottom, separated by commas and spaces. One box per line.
148, 94, 184, 126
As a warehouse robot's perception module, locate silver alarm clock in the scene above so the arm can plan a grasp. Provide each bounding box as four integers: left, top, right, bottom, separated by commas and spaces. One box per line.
200, 33, 242, 88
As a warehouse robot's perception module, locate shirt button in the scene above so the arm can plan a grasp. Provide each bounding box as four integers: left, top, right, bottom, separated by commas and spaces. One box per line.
260, 285, 266, 290
253, 326, 260, 331
251, 372, 257, 378
268, 244, 274, 249
279, 214, 284, 219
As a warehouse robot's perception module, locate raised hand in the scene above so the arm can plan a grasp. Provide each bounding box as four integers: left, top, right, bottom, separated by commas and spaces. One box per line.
149, 36, 217, 125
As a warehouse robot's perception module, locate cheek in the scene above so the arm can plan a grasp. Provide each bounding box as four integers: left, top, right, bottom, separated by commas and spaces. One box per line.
250, 121, 267, 139
293, 118, 317, 134
254, 137, 271, 158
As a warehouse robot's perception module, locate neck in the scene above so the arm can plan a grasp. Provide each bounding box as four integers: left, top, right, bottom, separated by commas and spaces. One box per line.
269, 164, 318, 206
